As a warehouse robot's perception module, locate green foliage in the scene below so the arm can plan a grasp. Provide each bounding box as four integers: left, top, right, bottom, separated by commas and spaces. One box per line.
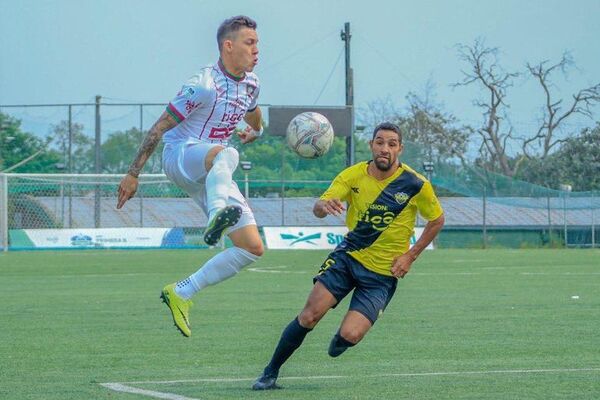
0, 112, 62, 173
100, 127, 163, 173
49, 120, 93, 173
516, 123, 600, 191
232, 133, 350, 182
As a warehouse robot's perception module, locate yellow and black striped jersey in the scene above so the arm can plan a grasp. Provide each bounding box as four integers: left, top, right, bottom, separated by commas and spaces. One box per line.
320, 161, 443, 276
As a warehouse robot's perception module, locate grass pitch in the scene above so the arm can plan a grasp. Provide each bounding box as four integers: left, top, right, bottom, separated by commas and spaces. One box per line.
0, 249, 599, 399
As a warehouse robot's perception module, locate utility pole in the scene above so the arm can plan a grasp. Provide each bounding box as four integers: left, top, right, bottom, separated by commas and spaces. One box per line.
68, 105, 73, 228
94, 95, 101, 228
341, 22, 355, 167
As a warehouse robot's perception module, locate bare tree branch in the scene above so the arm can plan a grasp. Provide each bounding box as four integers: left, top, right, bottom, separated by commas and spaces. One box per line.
525, 53, 600, 158
454, 39, 521, 176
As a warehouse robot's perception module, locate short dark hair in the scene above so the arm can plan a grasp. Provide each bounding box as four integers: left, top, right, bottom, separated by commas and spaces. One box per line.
372, 122, 402, 143
217, 15, 257, 51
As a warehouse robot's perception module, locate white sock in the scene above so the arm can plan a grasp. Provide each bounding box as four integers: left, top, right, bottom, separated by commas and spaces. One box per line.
174, 246, 259, 299
205, 147, 239, 220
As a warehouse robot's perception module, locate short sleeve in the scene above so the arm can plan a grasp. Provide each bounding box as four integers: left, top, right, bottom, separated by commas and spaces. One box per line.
246, 80, 260, 112
413, 180, 443, 221
320, 174, 351, 203
166, 72, 213, 123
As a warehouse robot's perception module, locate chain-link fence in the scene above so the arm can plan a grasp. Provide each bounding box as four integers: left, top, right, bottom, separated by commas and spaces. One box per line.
1, 173, 598, 250
1, 101, 599, 250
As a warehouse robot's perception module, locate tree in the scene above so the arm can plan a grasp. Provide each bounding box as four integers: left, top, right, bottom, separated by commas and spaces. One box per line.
455, 40, 600, 178
523, 53, 600, 159
559, 124, 600, 191
0, 112, 62, 173
401, 89, 471, 166
517, 123, 600, 191
100, 127, 163, 173
356, 96, 400, 140
454, 39, 522, 177
49, 120, 94, 173
357, 84, 471, 167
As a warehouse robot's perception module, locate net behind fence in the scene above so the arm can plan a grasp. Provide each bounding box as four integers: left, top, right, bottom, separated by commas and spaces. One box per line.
1, 172, 598, 250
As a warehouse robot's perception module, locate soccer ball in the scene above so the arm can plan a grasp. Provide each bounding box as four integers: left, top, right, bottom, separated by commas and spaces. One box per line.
286, 112, 335, 159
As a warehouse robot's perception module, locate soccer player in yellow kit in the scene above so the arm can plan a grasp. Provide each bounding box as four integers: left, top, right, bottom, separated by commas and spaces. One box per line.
253, 122, 445, 390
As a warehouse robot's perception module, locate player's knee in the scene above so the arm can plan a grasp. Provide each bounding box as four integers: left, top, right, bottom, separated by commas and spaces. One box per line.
298, 309, 323, 328
244, 241, 264, 257
339, 327, 364, 344
213, 147, 239, 171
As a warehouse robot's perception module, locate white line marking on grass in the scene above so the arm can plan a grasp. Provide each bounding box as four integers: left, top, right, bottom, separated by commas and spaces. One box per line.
106, 367, 600, 386
247, 265, 307, 274
412, 272, 481, 275
520, 272, 600, 275
100, 383, 198, 400
101, 368, 600, 399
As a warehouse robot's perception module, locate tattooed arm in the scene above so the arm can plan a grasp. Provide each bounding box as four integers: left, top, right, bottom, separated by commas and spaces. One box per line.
116, 111, 178, 209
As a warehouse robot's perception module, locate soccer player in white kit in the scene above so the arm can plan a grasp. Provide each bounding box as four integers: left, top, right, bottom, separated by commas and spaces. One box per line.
117, 16, 263, 337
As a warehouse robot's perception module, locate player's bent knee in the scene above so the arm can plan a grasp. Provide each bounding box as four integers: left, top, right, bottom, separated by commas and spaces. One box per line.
298, 309, 323, 328
239, 240, 263, 257
246, 242, 264, 257
204, 145, 226, 172
339, 327, 365, 344
213, 146, 239, 171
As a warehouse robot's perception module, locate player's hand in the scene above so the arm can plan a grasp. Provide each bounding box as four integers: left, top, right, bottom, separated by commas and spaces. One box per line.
116, 174, 139, 209
322, 199, 346, 216
237, 126, 260, 144
390, 252, 416, 278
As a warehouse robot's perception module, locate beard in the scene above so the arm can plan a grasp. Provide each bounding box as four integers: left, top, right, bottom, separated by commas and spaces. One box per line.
374, 157, 393, 171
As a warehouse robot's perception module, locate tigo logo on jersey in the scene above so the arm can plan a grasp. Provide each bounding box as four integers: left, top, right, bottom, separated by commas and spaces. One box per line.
394, 192, 410, 205
280, 232, 322, 246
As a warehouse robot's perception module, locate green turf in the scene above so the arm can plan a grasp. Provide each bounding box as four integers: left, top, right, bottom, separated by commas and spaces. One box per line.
0, 249, 599, 399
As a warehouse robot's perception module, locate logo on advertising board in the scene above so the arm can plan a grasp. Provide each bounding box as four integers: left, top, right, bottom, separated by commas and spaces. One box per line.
264, 227, 348, 250
264, 226, 434, 250
279, 232, 321, 246
71, 234, 93, 247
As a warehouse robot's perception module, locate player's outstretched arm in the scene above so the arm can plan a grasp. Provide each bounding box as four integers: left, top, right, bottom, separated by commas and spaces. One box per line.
239, 107, 263, 144
313, 199, 345, 218
116, 111, 178, 209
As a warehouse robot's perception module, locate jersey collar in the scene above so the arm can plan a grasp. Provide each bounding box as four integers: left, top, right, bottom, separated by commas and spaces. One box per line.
218, 59, 245, 82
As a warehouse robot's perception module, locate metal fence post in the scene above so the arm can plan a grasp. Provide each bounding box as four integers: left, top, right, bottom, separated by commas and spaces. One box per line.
592, 191, 596, 248
68, 105, 73, 228
139, 184, 144, 227
563, 194, 568, 248
547, 194, 552, 245
281, 140, 285, 226
482, 187, 487, 249
1, 174, 8, 251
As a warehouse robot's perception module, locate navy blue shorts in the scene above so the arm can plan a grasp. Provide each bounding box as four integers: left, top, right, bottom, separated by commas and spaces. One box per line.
313, 250, 398, 325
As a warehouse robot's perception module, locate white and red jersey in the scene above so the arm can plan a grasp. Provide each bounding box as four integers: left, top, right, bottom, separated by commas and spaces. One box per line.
163, 60, 260, 145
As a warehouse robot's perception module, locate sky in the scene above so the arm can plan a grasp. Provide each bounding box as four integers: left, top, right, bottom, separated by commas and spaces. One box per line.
1, 0, 599, 138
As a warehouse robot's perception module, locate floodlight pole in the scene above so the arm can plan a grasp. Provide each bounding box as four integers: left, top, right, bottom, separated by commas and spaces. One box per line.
341, 22, 355, 167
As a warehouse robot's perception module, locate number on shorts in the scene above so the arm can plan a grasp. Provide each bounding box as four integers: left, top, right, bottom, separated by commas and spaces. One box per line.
318, 258, 335, 275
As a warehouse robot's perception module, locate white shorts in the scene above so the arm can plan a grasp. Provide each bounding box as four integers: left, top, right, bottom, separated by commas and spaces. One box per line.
162, 139, 256, 233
